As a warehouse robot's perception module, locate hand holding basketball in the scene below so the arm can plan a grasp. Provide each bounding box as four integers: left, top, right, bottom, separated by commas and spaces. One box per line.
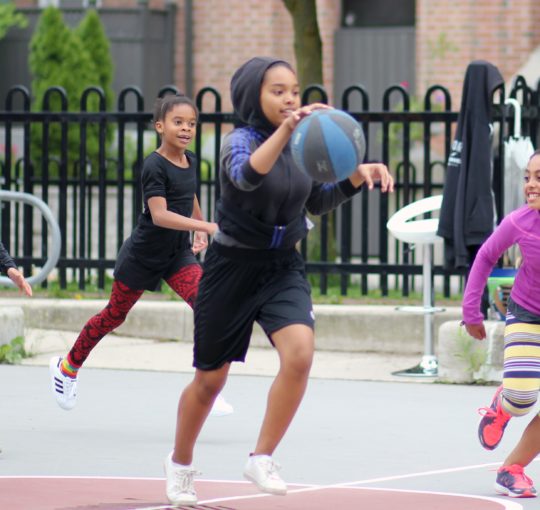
285, 103, 331, 131
291, 109, 366, 182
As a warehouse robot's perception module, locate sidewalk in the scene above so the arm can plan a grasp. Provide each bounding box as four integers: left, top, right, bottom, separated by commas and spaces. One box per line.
22, 328, 430, 383
1, 297, 462, 355
0, 296, 464, 384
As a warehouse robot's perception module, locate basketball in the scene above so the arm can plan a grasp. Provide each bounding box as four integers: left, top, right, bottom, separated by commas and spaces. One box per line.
290, 109, 366, 182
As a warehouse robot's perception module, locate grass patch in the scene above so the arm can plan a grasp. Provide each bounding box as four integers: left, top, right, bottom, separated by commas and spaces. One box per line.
0, 336, 29, 365
310, 286, 461, 306
0, 273, 463, 306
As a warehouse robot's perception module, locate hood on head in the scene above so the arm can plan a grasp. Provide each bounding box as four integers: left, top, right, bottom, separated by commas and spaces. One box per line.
230, 56, 293, 133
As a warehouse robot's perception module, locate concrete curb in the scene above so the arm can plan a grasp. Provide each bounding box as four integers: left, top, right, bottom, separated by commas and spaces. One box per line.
0, 298, 461, 354
0, 306, 24, 346
438, 320, 504, 383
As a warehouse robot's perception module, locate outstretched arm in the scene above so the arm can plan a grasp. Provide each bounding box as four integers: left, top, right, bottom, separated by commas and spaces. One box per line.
305, 162, 394, 216
147, 196, 217, 236
462, 214, 519, 338
348, 162, 394, 193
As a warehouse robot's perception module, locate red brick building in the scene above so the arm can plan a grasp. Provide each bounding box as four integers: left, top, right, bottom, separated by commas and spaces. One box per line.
12, 0, 540, 107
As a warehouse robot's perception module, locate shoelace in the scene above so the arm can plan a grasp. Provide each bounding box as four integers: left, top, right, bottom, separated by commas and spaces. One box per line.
56, 374, 76, 396
173, 468, 200, 494
259, 458, 282, 481
477, 403, 509, 421
503, 464, 534, 488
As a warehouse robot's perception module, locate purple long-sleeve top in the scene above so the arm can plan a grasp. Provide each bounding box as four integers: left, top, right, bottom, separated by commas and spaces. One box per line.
462, 205, 540, 324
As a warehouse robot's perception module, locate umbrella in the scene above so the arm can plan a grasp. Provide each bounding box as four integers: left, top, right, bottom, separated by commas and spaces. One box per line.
504, 98, 534, 217
503, 98, 534, 267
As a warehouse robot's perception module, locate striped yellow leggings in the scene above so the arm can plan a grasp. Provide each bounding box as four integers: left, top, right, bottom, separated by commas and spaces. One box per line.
501, 313, 540, 417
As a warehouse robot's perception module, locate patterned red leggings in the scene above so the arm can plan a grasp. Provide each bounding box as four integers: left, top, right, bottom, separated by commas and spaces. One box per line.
66, 263, 202, 368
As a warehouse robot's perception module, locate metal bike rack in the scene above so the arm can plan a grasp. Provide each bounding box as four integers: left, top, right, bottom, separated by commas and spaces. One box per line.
0, 190, 61, 287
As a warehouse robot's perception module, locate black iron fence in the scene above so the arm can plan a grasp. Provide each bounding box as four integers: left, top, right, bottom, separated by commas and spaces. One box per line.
1, 78, 539, 295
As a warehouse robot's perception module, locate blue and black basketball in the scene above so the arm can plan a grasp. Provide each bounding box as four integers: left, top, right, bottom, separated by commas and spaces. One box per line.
291, 109, 366, 182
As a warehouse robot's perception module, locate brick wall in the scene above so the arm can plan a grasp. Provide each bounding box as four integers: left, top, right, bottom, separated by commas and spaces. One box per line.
14, 0, 540, 108
174, 0, 340, 111
416, 0, 540, 105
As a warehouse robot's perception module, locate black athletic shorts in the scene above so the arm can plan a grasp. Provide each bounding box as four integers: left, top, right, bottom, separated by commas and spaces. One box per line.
193, 242, 314, 370
114, 239, 198, 291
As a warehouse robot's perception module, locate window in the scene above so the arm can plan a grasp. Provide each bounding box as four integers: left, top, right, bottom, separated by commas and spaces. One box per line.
38, 0, 102, 7
342, 0, 415, 28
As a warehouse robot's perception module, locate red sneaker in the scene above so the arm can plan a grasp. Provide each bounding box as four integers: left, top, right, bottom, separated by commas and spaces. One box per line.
495, 464, 537, 498
477, 385, 511, 450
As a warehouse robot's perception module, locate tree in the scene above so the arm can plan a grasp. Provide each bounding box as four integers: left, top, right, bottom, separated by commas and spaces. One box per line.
75, 8, 114, 111
75, 8, 115, 160
29, 7, 99, 176
283, 0, 335, 282
282, 0, 322, 91
0, 1, 27, 41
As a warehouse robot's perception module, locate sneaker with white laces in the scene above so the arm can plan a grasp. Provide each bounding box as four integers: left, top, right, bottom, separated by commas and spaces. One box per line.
164, 452, 199, 506
495, 464, 537, 498
209, 393, 234, 417
243, 454, 287, 495
49, 356, 77, 411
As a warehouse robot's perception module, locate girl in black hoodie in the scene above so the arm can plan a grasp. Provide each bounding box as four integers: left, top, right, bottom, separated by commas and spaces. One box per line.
164, 57, 394, 506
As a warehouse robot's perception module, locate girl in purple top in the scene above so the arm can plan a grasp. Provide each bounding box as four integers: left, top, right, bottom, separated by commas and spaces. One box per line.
462, 149, 540, 498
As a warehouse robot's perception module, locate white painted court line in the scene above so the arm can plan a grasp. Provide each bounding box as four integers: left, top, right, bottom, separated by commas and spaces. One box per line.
0, 468, 526, 510
344, 487, 523, 510
192, 460, 525, 508
123, 461, 526, 509
135, 486, 522, 510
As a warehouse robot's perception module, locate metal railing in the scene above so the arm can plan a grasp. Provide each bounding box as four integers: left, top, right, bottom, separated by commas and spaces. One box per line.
1, 78, 539, 295
0, 190, 61, 287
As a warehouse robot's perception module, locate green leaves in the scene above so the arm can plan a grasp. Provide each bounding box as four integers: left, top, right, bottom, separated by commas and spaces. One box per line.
0, 336, 28, 365
0, 1, 27, 41
28, 6, 114, 177
453, 327, 488, 377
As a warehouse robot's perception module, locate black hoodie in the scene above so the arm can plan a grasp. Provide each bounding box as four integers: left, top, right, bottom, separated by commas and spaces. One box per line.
214, 56, 360, 250
0, 241, 16, 275
436, 60, 503, 269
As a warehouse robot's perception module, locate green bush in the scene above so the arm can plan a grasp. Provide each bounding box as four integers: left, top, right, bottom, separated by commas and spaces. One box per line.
0, 1, 27, 40
0, 337, 28, 364
75, 9, 114, 111
75, 8, 115, 166
28, 7, 114, 178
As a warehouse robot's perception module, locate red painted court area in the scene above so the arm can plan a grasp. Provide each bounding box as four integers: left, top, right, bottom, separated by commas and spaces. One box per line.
0, 476, 520, 510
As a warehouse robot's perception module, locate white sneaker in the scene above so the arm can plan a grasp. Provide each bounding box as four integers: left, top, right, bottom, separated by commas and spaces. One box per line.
49, 356, 77, 410
164, 452, 199, 506
243, 454, 287, 495
209, 393, 234, 417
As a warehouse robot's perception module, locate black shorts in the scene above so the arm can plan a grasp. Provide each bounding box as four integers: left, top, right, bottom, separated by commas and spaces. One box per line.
114, 239, 198, 291
193, 242, 314, 370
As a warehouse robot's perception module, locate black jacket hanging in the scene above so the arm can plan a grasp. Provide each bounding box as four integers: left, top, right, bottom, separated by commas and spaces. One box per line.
437, 60, 503, 269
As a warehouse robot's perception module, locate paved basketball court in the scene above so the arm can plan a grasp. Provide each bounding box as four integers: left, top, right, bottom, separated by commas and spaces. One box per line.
1, 364, 538, 509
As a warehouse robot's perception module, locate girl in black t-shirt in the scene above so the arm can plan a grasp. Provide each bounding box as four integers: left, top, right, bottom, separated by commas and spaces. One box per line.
48, 95, 232, 415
